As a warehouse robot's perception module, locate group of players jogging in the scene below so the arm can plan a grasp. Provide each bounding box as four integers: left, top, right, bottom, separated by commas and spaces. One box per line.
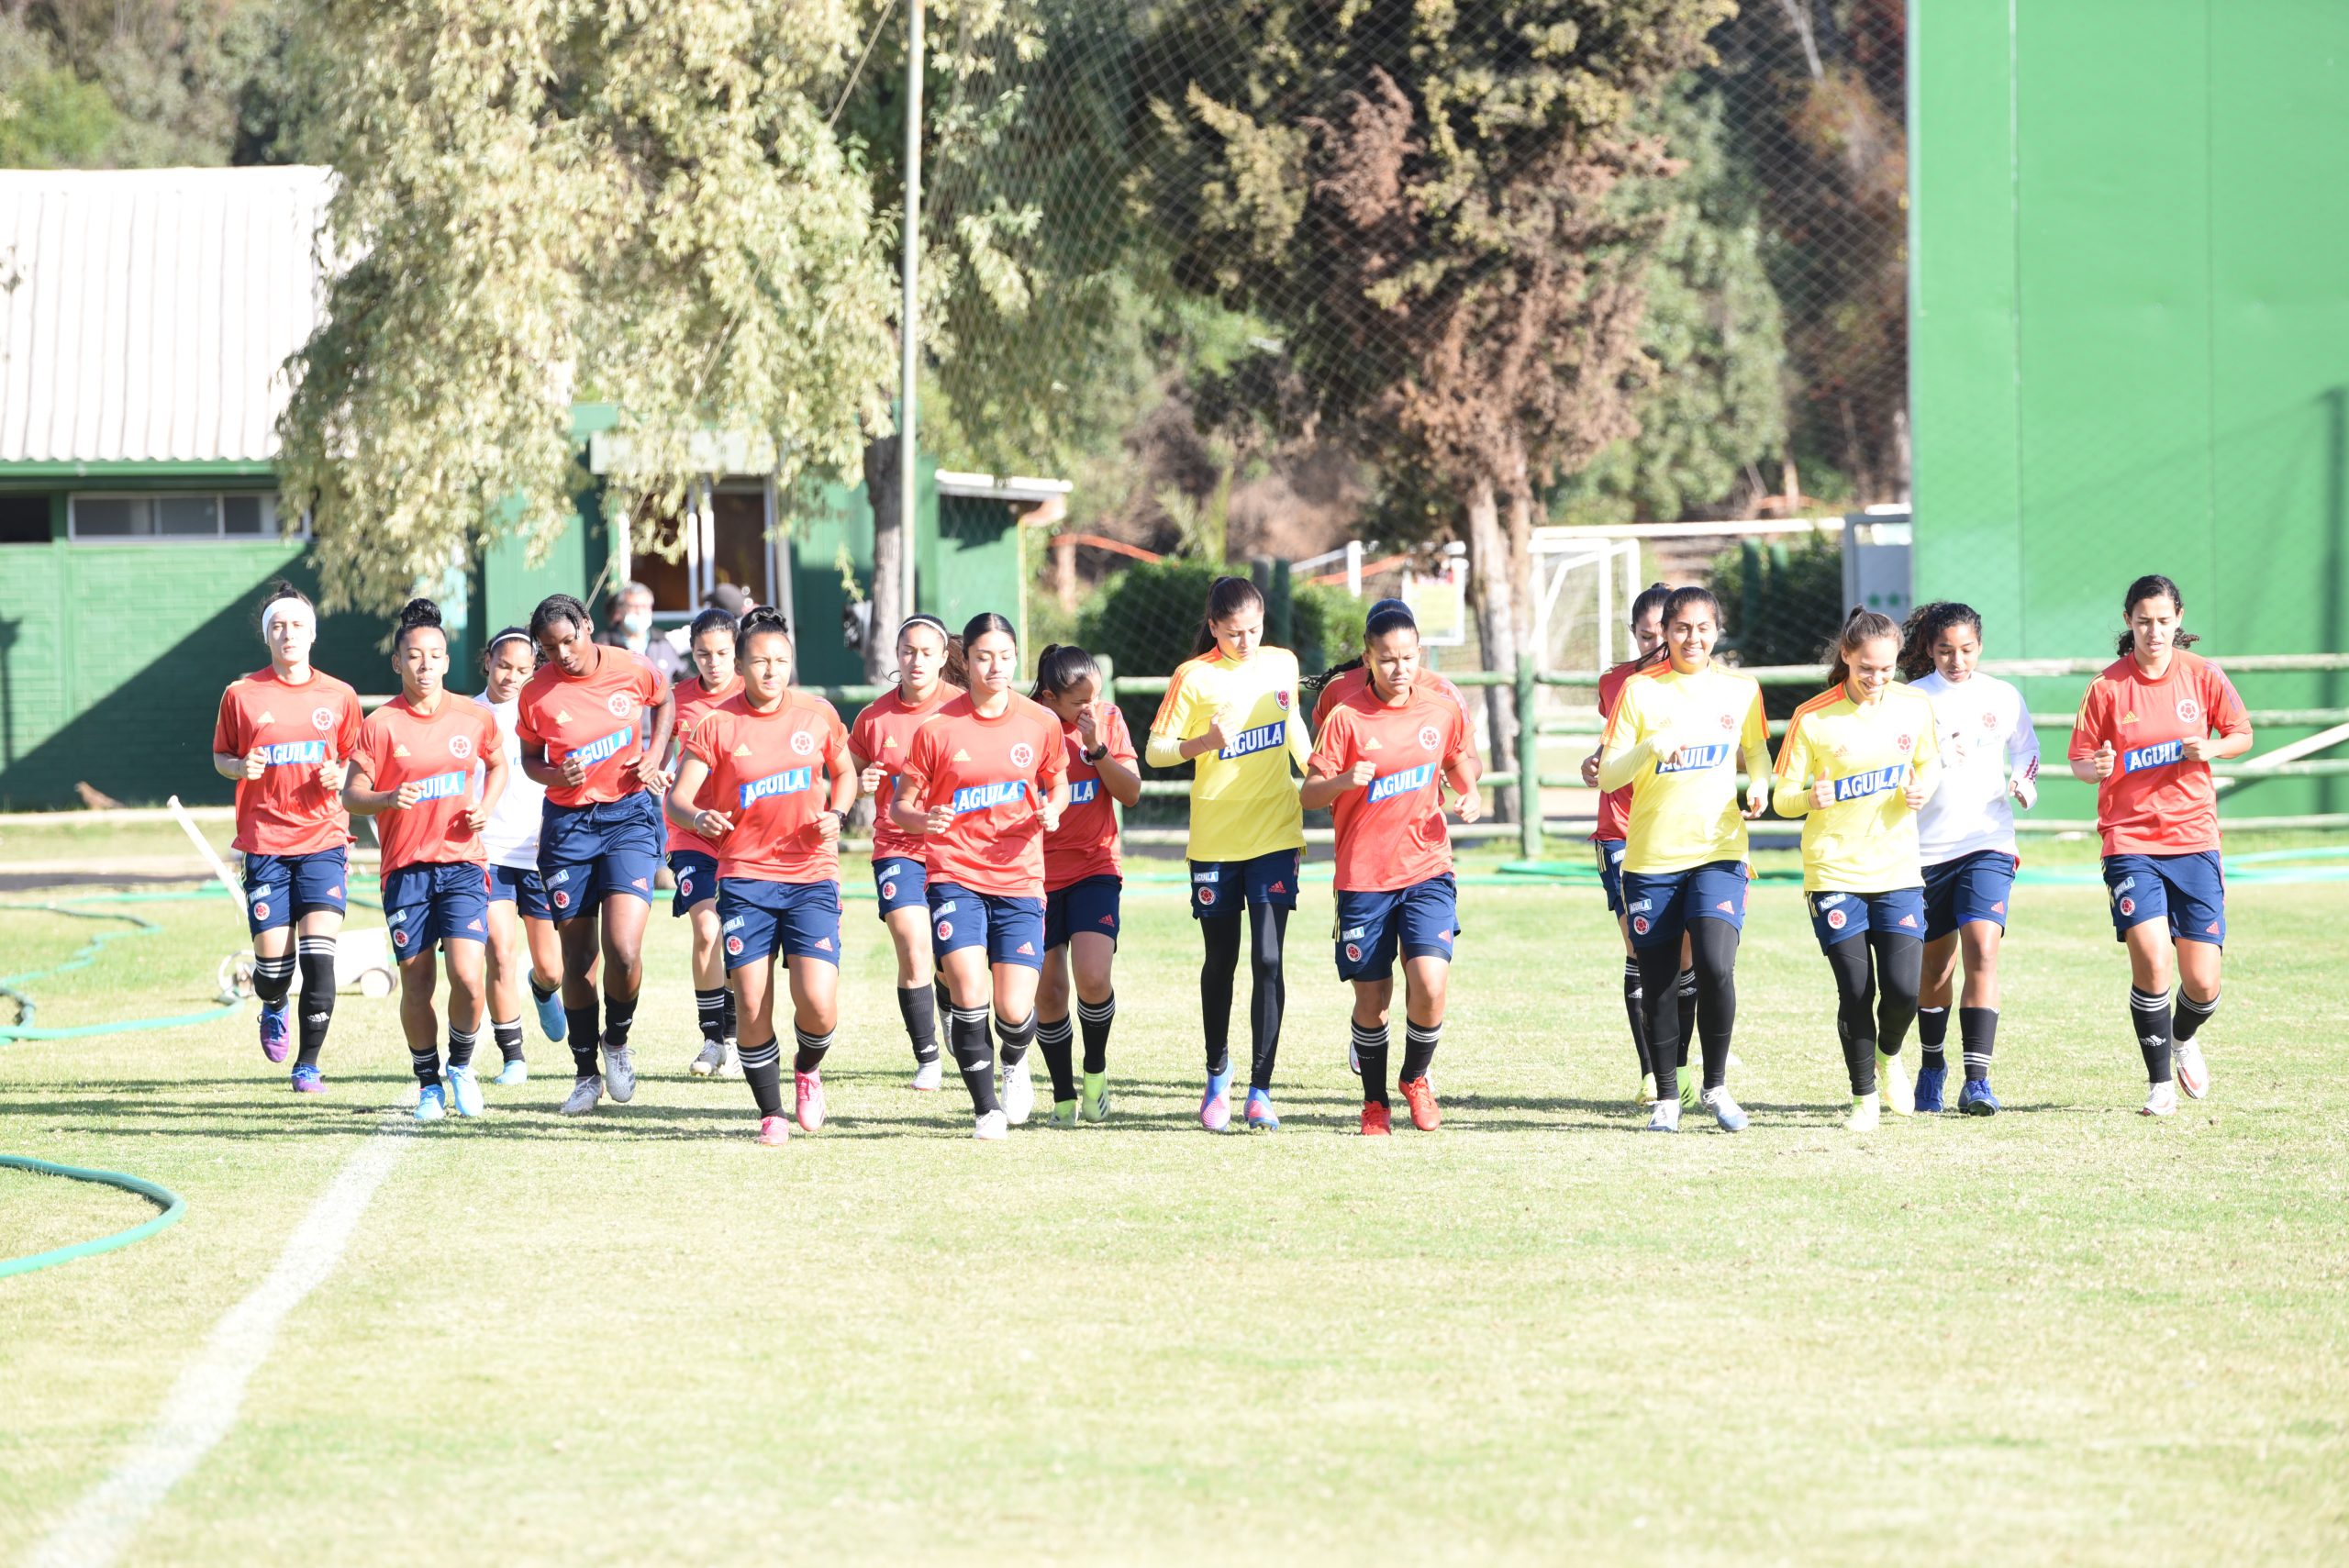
208, 568, 2247, 1141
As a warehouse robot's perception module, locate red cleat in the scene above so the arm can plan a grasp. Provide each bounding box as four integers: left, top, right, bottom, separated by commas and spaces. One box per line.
1399, 1075, 1441, 1131
1360, 1101, 1392, 1137
756, 1115, 791, 1146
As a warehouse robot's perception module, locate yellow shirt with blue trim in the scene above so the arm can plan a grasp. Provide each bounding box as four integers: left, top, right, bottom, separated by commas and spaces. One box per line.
1146, 646, 1308, 862
1596, 663, 1772, 874
1770, 683, 1943, 893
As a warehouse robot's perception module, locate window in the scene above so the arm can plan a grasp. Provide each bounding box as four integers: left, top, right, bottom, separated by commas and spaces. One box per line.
68, 494, 300, 541
0, 495, 50, 544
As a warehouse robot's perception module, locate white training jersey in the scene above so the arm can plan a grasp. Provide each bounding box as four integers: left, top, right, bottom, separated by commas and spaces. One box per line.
475, 694, 546, 870
1910, 670, 2039, 863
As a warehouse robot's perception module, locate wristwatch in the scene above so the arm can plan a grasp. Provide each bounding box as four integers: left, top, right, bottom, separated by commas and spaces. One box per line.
1082, 743, 1108, 763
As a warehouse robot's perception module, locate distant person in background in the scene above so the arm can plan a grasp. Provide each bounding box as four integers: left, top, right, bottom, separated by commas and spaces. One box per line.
705, 583, 751, 622
598, 580, 688, 688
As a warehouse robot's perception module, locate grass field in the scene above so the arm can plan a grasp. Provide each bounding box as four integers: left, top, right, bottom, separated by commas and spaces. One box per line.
4, 845, 2347, 1566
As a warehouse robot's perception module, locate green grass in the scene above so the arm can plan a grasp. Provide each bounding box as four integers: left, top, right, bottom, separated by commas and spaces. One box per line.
2, 872, 2345, 1565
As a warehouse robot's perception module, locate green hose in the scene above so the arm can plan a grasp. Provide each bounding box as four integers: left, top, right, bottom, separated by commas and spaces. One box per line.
0, 1154, 186, 1279
0, 893, 246, 1041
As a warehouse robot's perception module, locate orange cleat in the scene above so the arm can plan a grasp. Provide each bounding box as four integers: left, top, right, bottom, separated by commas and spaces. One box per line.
1359, 1101, 1392, 1137
1398, 1075, 1441, 1131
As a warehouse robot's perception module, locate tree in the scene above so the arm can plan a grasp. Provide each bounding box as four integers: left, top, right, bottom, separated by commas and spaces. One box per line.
1137, 0, 1731, 819
274, 0, 897, 619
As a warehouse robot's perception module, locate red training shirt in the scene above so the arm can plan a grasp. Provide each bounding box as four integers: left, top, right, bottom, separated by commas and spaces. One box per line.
1044, 703, 1136, 891
514, 644, 669, 808
847, 684, 957, 865
2066, 650, 2250, 857
1591, 655, 1651, 842
1312, 664, 1471, 735
897, 694, 1068, 898
1308, 681, 1473, 892
682, 691, 851, 884
212, 667, 366, 857
351, 695, 502, 873
665, 673, 741, 855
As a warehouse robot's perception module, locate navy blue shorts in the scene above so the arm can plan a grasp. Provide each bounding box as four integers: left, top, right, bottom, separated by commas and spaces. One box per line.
1334, 874, 1458, 982
241, 847, 349, 937
383, 861, 491, 958
1618, 860, 1747, 951
928, 880, 1046, 970
719, 878, 843, 969
1922, 850, 2017, 941
485, 862, 553, 921
2104, 851, 2226, 945
1045, 874, 1121, 951
1595, 838, 1628, 916
873, 855, 928, 919
668, 850, 718, 915
539, 792, 662, 917
1808, 886, 1926, 951
1189, 848, 1301, 918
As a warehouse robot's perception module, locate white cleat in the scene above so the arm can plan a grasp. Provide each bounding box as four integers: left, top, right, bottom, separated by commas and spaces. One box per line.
560, 1074, 604, 1116
1646, 1098, 1681, 1133
718, 1039, 743, 1080
603, 1043, 636, 1104
2174, 1041, 2210, 1100
1848, 1092, 1881, 1132
689, 1040, 725, 1077
972, 1109, 1008, 1141
1000, 1057, 1035, 1125
1878, 1052, 1913, 1117
2141, 1081, 2178, 1118
1703, 1085, 1749, 1132
911, 1057, 944, 1092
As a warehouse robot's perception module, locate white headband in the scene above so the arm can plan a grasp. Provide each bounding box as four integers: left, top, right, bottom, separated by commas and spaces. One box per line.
262, 598, 315, 638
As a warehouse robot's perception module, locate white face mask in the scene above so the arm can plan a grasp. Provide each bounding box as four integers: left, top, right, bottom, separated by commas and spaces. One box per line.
621, 609, 653, 637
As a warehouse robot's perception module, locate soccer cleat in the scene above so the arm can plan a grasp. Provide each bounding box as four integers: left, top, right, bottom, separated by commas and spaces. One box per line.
2141, 1081, 2178, 1118
413, 1084, 447, 1122
1847, 1092, 1880, 1132
795, 1070, 826, 1133
1638, 1072, 1657, 1106
690, 1040, 725, 1077
999, 1057, 1035, 1126
756, 1115, 790, 1147
718, 1040, 743, 1080
1047, 1099, 1079, 1129
494, 1057, 529, 1086
445, 1063, 485, 1118
290, 1064, 325, 1094
1646, 1098, 1681, 1133
1244, 1088, 1281, 1132
1360, 1101, 1392, 1136
1679, 1072, 1699, 1111
259, 998, 292, 1064
1959, 1079, 2001, 1117
1080, 1071, 1110, 1124
1878, 1052, 1913, 1117
1398, 1075, 1441, 1131
2175, 1041, 2210, 1100
532, 986, 567, 1043
1199, 1070, 1232, 1133
603, 1042, 636, 1104
1703, 1085, 1749, 1132
911, 1057, 944, 1093
560, 1073, 604, 1116
1912, 1062, 1948, 1114
973, 1109, 1008, 1141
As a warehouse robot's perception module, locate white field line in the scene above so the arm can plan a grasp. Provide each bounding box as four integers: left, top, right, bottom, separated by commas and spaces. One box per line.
24, 1125, 411, 1568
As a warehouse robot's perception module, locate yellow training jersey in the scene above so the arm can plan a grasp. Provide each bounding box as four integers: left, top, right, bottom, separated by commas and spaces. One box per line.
1597, 663, 1772, 874
1147, 646, 1309, 862
1771, 684, 1943, 893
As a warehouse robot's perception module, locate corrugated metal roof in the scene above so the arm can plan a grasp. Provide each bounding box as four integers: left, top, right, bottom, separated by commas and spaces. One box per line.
0, 165, 332, 465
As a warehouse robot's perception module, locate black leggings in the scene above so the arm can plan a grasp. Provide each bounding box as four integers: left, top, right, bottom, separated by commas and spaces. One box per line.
1637, 918, 1739, 1102
1824, 930, 1923, 1095
1200, 903, 1287, 1090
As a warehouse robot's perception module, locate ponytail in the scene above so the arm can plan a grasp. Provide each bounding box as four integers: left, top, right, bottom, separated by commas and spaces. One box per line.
1301, 597, 1415, 708
1825, 606, 1902, 688
1030, 643, 1102, 702
1193, 574, 1266, 657
1630, 580, 1674, 669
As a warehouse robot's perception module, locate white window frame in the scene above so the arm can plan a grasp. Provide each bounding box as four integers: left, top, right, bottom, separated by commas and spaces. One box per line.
66, 492, 310, 543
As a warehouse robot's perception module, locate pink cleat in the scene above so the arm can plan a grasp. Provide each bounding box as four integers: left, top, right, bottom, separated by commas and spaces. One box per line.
757, 1115, 791, 1147
795, 1070, 827, 1133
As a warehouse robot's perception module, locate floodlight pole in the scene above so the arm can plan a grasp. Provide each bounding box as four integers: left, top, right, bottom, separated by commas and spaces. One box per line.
897, 0, 924, 621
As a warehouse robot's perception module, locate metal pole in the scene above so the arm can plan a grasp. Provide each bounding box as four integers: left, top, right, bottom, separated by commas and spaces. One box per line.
1515, 651, 1541, 861
897, 0, 924, 619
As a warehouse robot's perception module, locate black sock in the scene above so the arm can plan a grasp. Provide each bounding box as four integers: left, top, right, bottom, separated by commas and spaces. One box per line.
1036, 1015, 1076, 1104
564, 1004, 600, 1076
696, 987, 729, 1048
1246, 903, 1288, 1091
1690, 917, 1741, 1094
1826, 936, 1877, 1095
604, 991, 639, 1051
1958, 1006, 1997, 1083
1400, 1019, 1442, 1084
2130, 986, 2173, 1084
295, 936, 336, 1068
492, 1018, 525, 1064
253, 952, 295, 1006
1076, 993, 1115, 1074
2174, 989, 2219, 1043
1620, 958, 1651, 1077
1674, 968, 1697, 1069
1352, 1019, 1390, 1106
950, 1005, 998, 1115
446, 1024, 476, 1070
721, 985, 738, 1043
1200, 913, 1241, 1078
529, 973, 559, 1006
792, 1024, 833, 1075
409, 1044, 441, 1086
996, 1008, 1037, 1070
739, 1037, 784, 1118
896, 984, 941, 1064
1634, 943, 1684, 1104
1917, 1006, 1950, 1068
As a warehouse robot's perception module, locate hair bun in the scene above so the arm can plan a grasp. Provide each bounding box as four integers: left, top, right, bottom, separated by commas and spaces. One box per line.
397, 597, 442, 629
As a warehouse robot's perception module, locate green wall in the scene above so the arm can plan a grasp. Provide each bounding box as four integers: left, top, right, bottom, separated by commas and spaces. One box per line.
1910, 0, 2348, 817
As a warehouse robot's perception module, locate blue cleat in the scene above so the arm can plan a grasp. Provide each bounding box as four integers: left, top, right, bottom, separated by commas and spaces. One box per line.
258, 997, 292, 1063
413, 1084, 446, 1122
493, 1057, 529, 1087
1198, 1069, 1232, 1132
533, 985, 567, 1043
445, 1063, 485, 1118
1243, 1087, 1281, 1133
1912, 1062, 1948, 1114
290, 1063, 325, 1094
1959, 1078, 2001, 1117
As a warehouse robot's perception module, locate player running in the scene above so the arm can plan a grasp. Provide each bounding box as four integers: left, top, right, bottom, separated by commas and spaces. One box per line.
847, 614, 963, 1089
666, 606, 744, 1080
1302, 602, 1480, 1135
475, 628, 567, 1084
2066, 573, 2252, 1118
1900, 601, 2038, 1116
1146, 575, 1310, 1133
209, 582, 364, 1093
1773, 609, 1942, 1132
1030, 643, 1140, 1128
1596, 585, 1770, 1134
515, 593, 675, 1117
667, 608, 855, 1146
889, 613, 1068, 1141
344, 599, 507, 1122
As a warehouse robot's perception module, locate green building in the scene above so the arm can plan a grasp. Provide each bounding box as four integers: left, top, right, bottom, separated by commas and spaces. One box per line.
0, 167, 1056, 810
